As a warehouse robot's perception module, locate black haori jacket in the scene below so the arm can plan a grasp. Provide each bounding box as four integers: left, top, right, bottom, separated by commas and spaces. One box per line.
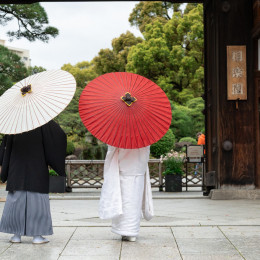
0, 120, 67, 194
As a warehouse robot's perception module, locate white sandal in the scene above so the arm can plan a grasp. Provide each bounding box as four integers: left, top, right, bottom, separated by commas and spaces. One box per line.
122, 236, 136, 242
10, 235, 21, 243
32, 236, 49, 244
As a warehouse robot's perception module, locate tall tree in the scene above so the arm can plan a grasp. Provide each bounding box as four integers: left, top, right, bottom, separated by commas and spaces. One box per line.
184, 3, 198, 14
93, 31, 143, 74
129, 1, 181, 33
0, 44, 27, 95
170, 97, 205, 141
127, 4, 204, 104
93, 48, 121, 75
27, 65, 46, 75
127, 20, 170, 80
56, 61, 98, 144
171, 103, 194, 141
0, 3, 58, 96
0, 4, 58, 42
186, 97, 205, 135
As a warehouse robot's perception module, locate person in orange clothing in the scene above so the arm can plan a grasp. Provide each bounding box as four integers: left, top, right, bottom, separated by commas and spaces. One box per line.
195, 132, 205, 175
197, 132, 205, 146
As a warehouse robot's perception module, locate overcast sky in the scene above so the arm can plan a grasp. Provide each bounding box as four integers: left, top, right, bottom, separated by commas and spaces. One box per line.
0, 1, 142, 70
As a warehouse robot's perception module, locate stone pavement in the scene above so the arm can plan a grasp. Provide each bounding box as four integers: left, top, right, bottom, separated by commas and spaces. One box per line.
0, 186, 259, 259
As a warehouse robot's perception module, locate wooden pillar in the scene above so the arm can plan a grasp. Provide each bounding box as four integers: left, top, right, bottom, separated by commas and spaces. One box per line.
205, 0, 256, 188
252, 0, 260, 187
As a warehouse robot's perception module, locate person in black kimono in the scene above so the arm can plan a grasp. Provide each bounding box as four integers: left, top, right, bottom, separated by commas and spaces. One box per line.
0, 120, 66, 244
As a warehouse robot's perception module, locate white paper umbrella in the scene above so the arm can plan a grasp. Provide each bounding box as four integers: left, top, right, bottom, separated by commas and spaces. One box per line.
0, 69, 76, 134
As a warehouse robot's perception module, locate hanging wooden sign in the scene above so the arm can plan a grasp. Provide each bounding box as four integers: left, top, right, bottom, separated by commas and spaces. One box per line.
227, 45, 247, 100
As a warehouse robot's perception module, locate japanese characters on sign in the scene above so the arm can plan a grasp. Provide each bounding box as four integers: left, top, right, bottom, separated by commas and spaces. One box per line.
227, 46, 247, 100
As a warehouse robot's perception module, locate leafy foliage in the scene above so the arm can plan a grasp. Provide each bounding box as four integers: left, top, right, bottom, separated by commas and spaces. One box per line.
66, 141, 75, 156
186, 97, 205, 135
56, 62, 98, 145
127, 4, 204, 103
178, 137, 197, 145
129, 1, 181, 33
0, 45, 27, 95
27, 65, 46, 75
170, 96, 204, 141
171, 104, 193, 141
82, 142, 107, 160
0, 3, 57, 96
161, 150, 185, 176
0, 4, 58, 42
93, 31, 143, 74
150, 129, 175, 158
49, 169, 59, 176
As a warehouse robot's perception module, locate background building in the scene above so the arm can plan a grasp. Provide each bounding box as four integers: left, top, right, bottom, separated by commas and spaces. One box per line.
0, 39, 31, 68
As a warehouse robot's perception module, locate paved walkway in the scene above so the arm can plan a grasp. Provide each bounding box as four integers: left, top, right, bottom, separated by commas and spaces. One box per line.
0, 185, 259, 259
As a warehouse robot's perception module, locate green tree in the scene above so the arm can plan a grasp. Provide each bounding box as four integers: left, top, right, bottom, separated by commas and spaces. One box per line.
0, 45, 27, 95
93, 48, 121, 75
56, 61, 98, 145
27, 65, 46, 75
81, 135, 107, 160
186, 97, 205, 136
178, 136, 197, 144
0, 4, 58, 42
127, 20, 170, 80
111, 31, 143, 70
93, 31, 143, 74
171, 97, 204, 141
184, 3, 199, 14
164, 4, 204, 100
66, 141, 75, 156
129, 1, 181, 33
0, 3, 58, 96
150, 129, 175, 158
127, 4, 204, 104
171, 104, 193, 141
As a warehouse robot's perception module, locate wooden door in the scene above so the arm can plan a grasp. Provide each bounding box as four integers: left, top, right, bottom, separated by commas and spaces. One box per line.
205, 0, 256, 188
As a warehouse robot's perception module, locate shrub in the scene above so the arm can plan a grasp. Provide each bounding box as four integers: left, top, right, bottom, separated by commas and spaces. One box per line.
171, 104, 193, 141
150, 129, 175, 158
49, 169, 59, 176
179, 137, 197, 145
186, 97, 205, 137
66, 141, 75, 155
81, 143, 107, 160
177, 137, 197, 152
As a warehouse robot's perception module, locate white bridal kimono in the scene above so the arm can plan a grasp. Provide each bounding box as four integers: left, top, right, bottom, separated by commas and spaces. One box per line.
99, 145, 154, 237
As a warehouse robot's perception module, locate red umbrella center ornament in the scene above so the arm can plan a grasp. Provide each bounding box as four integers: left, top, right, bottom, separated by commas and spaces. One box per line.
79, 72, 172, 149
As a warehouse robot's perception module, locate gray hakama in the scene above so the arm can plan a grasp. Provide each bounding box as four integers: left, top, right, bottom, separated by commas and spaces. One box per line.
0, 191, 53, 236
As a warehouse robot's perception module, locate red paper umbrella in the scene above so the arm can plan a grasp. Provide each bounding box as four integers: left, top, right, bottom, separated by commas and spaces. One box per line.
79, 72, 172, 149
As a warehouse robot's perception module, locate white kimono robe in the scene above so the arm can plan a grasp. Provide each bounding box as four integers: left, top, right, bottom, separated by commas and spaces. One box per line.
99, 145, 154, 236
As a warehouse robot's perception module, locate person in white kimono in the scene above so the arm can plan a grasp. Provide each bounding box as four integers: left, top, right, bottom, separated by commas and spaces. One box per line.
99, 145, 154, 242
